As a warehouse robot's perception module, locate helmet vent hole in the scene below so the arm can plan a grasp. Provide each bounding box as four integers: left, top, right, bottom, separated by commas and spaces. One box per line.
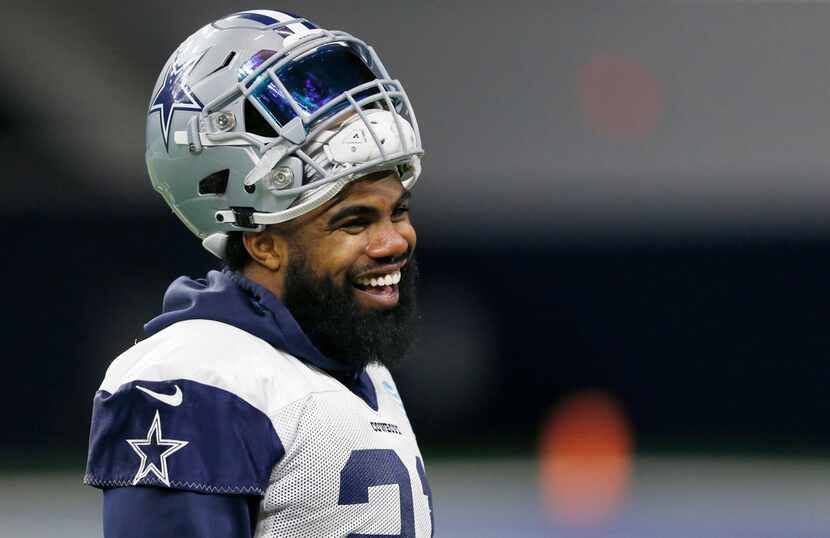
198, 169, 230, 195
203, 52, 237, 80
244, 99, 279, 137
219, 51, 236, 70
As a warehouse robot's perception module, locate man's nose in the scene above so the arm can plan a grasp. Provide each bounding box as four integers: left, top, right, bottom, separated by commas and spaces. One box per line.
366, 222, 410, 260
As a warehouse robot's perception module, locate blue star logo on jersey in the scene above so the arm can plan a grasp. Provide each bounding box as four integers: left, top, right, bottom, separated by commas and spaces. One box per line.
148, 53, 204, 150
126, 410, 189, 487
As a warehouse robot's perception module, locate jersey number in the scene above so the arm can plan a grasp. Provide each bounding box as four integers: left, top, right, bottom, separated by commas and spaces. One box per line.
338, 449, 434, 537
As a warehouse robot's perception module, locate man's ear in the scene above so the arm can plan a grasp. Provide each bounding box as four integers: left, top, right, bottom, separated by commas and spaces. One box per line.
242, 229, 285, 271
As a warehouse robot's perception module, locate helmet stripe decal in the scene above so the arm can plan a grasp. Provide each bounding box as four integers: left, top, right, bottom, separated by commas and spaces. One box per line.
229, 10, 317, 32
275, 9, 318, 30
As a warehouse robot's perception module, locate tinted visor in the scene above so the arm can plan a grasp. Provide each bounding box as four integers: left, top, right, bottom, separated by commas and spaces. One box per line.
240, 44, 379, 128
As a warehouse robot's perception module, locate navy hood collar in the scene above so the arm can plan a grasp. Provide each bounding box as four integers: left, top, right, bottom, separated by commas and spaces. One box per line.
144, 269, 350, 372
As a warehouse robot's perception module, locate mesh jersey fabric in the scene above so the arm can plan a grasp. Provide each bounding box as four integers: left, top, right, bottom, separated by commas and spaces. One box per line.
85, 318, 434, 537
260, 373, 432, 537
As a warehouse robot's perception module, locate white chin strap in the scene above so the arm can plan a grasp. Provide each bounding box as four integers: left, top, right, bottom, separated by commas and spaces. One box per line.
322, 109, 417, 166
240, 109, 417, 189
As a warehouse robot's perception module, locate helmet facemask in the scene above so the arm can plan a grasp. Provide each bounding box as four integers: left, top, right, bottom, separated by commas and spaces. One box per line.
147, 14, 424, 260
195, 25, 422, 228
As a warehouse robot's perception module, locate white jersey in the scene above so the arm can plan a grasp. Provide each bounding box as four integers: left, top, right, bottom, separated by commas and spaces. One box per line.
85, 319, 434, 537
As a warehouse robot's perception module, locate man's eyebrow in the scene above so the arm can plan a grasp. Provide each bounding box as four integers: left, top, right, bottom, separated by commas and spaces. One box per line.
326, 191, 413, 226
327, 204, 380, 226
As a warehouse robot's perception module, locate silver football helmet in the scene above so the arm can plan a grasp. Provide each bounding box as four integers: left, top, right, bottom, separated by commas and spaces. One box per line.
145, 10, 423, 259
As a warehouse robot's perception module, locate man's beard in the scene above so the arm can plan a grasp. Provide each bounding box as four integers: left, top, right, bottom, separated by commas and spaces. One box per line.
281, 251, 419, 371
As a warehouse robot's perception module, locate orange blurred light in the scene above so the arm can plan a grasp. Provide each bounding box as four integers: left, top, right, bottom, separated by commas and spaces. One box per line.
580, 54, 661, 139
539, 390, 633, 528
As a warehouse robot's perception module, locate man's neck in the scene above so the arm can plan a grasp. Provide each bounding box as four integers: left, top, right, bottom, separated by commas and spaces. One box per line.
241, 263, 286, 302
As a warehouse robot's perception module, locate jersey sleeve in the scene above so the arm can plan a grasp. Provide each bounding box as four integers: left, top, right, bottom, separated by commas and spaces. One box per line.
83, 320, 294, 497
103, 487, 260, 538
84, 376, 283, 495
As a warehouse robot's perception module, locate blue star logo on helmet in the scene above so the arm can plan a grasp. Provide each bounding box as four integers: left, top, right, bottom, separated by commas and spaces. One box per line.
148, 53, 204, 151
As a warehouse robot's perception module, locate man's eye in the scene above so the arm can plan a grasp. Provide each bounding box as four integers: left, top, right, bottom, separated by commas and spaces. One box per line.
392, 205, 410, 218
340, 220, 368, 233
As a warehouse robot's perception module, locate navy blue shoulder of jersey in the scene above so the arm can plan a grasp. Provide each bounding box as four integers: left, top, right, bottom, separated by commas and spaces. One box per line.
85, 378, 283, 496
103, 488, 259, 538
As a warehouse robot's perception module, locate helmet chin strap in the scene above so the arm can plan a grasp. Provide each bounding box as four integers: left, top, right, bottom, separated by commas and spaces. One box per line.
241, 108, 417, 195
243, 116, 307, 187
323, 109, 416, 168
243, 144, 290, 187
226, 109, 415, 192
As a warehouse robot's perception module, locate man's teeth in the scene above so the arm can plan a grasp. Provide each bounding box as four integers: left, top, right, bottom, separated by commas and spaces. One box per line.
357, 271, 401, 288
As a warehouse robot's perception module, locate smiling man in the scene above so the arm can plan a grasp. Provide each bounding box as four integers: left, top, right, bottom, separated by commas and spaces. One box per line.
84, 10, 433, 538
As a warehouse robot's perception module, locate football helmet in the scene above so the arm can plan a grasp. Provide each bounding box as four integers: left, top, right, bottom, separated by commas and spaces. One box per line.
145, 10, 423, 259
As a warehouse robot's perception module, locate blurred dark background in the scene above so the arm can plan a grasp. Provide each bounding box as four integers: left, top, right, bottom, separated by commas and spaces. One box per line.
8, 221, 830, 461
5, 0, 830, 463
